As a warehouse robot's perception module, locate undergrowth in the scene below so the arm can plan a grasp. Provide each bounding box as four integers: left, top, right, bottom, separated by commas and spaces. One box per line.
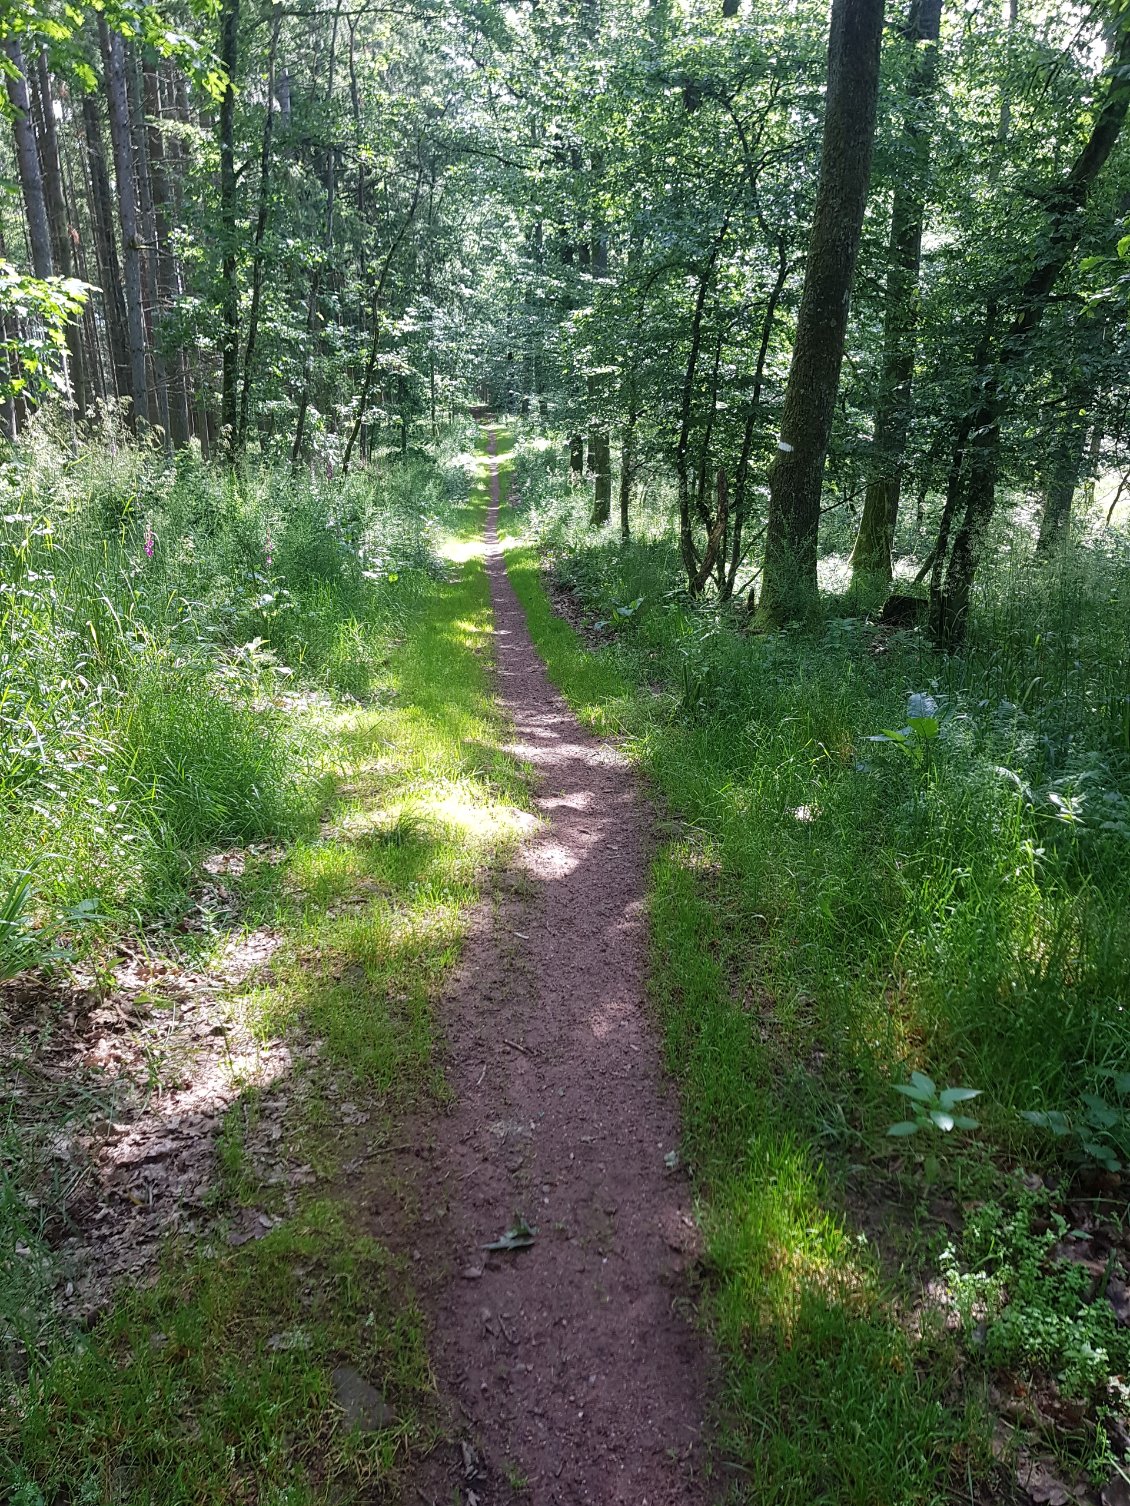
1, 429, 532, 1503
501, 425, 1130, 1500
0, 420, 467, 950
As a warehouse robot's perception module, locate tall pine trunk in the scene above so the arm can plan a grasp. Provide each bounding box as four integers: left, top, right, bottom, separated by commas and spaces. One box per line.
82, 93, 131, 406
759, 0, 885, 623
31, 51, 87, 416
143, 64, 191, 446
4, 38, 54, 279
239, 4, 282, 449
127, 49, 171, 448
100, 18, 150, 429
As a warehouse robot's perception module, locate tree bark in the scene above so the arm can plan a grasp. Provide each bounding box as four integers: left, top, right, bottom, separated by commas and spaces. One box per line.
81, 93, 131, 404
218, 0, 240, 449
4, 37, 54, 280
1036, 398, 1090, 555
848, 0, 942, 603
759, 0, 885, 623
100, 17, 151, 429
127, 48, 171, 447
143, 63, 191, 446
238, 4, 282, 449
31, 50, 88, 416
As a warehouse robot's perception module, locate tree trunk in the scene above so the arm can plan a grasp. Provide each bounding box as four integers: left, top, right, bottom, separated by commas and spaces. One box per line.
100, 18, 151, 429
759, 0, 885, 623
31, 50, 87, 416
342, 170, 423, 473
1036, 399, 1090, 555
932, 22, 1130, 646
238, 4, 282, 449
81, 94, 131, 404
218, 0, 240, 449
127, 48, 171, 448
143, 63, 191, 446
4, 38, 54, 279
848, 0, 942, 603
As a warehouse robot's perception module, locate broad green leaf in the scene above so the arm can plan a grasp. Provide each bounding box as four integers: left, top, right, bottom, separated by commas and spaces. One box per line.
887, 1121, 920, 1137
894, 1082, 934, 1104
938, 1087, 981, 1108
930, 1110, 955, 1131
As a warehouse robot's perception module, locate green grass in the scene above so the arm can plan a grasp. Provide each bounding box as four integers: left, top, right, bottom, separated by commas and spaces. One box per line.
500, 426, 1130, 1499
5, 1203, 430, 1506
1, 429, 532, 1504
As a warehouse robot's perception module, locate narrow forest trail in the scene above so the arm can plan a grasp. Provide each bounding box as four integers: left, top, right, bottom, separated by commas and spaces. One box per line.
410, 430, 707, 1505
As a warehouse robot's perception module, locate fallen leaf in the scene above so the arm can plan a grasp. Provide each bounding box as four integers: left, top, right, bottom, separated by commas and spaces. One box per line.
483, 1215, 537, 1252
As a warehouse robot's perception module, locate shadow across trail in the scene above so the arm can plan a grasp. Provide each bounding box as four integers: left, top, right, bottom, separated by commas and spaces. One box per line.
411, 429, 706, 1504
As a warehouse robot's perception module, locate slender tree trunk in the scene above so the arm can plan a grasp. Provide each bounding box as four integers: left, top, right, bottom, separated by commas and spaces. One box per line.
127, 48, 171, 448
238, 5, 281, 448
4, 38, 54, 279
82, 93, 131, 405
342, 170, 424, 473
143, 63, 191, 446
31, 50, 87, 416
100, 18, 151, 428
759, 0, 885, 622
848, 0, 942, 602
218, 0, 240, 449
932, 22, 1130, 646
727, 243, 791, 603
1036, 398, 1090, 555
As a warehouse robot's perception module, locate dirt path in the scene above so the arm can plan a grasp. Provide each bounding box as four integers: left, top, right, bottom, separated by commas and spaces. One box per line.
410, 432, 707, 1504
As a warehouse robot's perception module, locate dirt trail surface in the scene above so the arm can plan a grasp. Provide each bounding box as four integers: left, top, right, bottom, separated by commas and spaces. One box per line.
410, 432, 707, 1505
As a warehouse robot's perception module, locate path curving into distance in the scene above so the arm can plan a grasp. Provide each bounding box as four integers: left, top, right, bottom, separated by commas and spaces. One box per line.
411, 429, 707, 1505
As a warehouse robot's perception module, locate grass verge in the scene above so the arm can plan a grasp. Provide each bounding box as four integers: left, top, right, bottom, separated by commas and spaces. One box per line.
1, 432, 531, 1505
499, 438, 1001, 1503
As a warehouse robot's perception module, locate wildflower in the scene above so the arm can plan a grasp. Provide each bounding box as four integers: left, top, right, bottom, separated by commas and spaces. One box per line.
144, 525, 155, 559
265, 531, 273, 571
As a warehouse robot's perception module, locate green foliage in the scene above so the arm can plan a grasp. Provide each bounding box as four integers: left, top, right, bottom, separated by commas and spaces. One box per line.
0, 870, 37, 980
0, 264, 88, 404
1021, 1074, 1130, 1174
945, 1190, 1130, 1404
887, 1072, 981, 1138
505, 432, 1130, 1496
0, 425, 467, 936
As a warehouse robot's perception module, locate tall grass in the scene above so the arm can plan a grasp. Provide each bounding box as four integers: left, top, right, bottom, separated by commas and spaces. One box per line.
0, 418, 472, 942
503, 433, 1130, 1496
508, 438, 1130, 1125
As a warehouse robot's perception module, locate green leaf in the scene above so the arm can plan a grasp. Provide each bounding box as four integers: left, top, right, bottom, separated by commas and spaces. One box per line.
1021, 1109, 1070, 1136
930, 1110, 955, 1131
938, 1087, 981, 1109
910, 1070, 936, 1097
894, 1082, 934, 1104
1118, 233, 1130, 259
887, 1121, 921, 1137
906, 715, 939, 740
952, 1115, 979, 1131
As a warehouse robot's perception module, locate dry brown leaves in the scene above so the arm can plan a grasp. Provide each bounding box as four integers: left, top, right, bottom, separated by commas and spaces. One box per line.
0, 898, 307, 1325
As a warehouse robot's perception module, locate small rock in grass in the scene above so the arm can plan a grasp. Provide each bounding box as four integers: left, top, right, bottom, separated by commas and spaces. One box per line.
331, 1363, 395, 1432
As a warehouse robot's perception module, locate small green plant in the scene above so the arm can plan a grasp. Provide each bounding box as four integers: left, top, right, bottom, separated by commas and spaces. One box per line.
0, 871, 38, 980
869, 691, 943, 772
1021, 1074, 1130, 1174
945, 1188, 1130, 1404
887, 1072, 981, 1138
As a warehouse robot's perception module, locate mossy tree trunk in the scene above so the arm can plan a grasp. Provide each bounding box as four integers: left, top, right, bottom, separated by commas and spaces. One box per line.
759, 0, 884, 623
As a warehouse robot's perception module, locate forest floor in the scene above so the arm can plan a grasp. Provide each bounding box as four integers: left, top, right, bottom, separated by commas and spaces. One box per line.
407, 429, 707, 1504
